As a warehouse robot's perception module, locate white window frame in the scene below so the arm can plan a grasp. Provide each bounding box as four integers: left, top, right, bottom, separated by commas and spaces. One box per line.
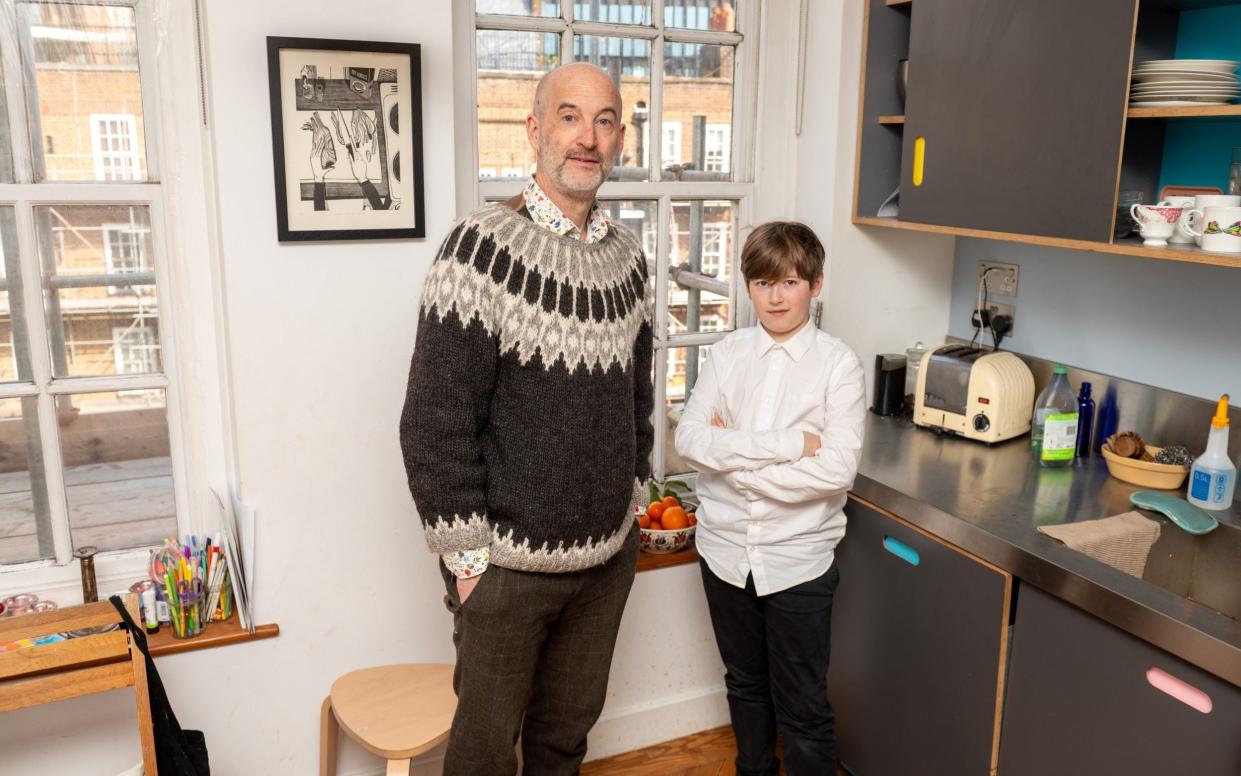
89, 113, 140, 181
0, 1, 235, 600
661, 120, 682, 166
455, 0, 762, 483
700, 219, 728, 277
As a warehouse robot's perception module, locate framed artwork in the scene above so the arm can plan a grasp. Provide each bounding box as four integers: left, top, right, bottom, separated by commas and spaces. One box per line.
266, 37, 425, 241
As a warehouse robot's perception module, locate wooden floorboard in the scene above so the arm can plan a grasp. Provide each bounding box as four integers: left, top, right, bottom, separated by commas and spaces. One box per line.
584, 726, 848, 776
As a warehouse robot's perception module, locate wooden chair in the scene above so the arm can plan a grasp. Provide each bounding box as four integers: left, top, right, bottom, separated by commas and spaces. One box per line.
0, 594, 157, 775
320, 663, 456, 776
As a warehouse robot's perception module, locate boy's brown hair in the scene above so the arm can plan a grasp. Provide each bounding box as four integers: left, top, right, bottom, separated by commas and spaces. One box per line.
740, 221, 825, 284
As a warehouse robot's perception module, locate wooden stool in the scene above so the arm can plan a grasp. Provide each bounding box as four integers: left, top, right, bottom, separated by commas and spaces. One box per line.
320, 663, 456, 776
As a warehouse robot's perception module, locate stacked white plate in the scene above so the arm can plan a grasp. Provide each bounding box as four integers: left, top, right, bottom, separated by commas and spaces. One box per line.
1130, 59, 1240, 107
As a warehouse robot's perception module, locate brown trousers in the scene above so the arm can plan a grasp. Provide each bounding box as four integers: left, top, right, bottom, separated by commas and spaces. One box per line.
439, 525, 639, 775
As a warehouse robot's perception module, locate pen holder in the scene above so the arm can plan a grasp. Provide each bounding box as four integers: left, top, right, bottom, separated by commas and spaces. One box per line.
168, 590, 208, 639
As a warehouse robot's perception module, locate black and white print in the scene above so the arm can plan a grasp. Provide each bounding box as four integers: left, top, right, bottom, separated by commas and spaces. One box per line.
267, 37, 425, 241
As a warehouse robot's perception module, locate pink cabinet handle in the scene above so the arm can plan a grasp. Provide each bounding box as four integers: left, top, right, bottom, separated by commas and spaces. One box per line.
1145, 667, 1213, 714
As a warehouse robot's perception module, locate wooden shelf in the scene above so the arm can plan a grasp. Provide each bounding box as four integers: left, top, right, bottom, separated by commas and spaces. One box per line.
853, 215, 1241, 269
148, 620, 280, 657
885, 0, 912, 6
636, 546, 699, 573
878, 115, 906, 125
1127, 104, 1241, 119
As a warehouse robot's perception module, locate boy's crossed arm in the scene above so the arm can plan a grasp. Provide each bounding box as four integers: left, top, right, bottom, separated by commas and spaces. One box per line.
725, 352, 866, 505
674, 357, 807, 473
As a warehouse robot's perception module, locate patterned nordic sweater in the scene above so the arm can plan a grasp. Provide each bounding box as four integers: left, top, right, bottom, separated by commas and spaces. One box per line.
400, 203, 655, 573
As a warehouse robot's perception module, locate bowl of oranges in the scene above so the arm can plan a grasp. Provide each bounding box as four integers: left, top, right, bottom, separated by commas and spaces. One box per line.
637, 480, 697, 554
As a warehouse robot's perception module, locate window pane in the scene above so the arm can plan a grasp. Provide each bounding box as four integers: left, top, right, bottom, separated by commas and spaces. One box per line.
668, 200, 735, 335
575, 0, 652, 25
665, 0, 736, 32
478, 0, 560, 17
60, 389, 175, 554
476, 30, 561, 180
573, 35, 651, 181
599, 199, 657, 257
19, 3, 148, 182
664, 344, 713, 475
662, 43, 734, 180
34, 205, 161, 378
0, 397, 54, 564
0, 208, 35, 382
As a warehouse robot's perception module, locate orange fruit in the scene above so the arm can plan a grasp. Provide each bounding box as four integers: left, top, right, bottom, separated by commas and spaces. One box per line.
687, 512, 697, 526
647, 502, 666, 519
649, 521, 663, 531
638, 513, 651, 529
662, 495, 680, 508
661, 506, 688, 530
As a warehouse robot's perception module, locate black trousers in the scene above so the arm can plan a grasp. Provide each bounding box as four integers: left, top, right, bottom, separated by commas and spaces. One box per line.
700, 559, 841, 776
439, 525, 638, 776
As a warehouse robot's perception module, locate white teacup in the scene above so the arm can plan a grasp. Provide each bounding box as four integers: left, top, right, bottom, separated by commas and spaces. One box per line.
1130, 203, 1183, 247
1162, 196, 1197, 244
1185, 205, 1241, 254
1191, 195, 1241, 246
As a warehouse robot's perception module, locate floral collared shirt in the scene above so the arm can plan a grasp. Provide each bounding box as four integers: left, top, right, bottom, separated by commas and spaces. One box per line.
521, 177, 612, 244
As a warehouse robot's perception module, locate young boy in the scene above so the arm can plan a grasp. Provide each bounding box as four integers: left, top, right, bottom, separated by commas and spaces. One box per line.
674, 221, 866, 775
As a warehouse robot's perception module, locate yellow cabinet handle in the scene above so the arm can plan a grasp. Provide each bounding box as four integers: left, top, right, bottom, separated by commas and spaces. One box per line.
912, 136, 926, 187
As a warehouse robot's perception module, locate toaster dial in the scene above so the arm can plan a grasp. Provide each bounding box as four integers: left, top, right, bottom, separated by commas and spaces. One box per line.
972, 413, 990, 433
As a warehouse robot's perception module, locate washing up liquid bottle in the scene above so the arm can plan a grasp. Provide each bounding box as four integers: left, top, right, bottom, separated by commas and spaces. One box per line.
1188, 394, 1236, 511
1032, 367, 1078, 467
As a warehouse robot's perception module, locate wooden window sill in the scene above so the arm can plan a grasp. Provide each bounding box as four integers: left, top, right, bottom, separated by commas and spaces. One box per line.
148, 620, 280, 657
636, 546, 699, 573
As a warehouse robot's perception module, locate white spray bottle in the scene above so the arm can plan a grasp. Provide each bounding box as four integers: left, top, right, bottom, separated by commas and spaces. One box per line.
1188, 394, 1236, 511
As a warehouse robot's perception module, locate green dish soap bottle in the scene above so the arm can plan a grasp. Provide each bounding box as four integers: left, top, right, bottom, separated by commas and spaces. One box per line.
1188, 395, 1236, 511
1032, 366, 1078, 468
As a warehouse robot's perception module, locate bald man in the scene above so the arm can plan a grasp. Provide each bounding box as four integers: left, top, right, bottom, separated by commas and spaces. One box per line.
400, 63, 654, 774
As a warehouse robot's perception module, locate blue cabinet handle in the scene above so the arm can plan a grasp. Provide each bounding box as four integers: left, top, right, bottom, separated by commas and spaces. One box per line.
883, 535, 921, 566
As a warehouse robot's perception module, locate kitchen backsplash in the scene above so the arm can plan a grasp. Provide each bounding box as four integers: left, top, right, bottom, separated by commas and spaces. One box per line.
948, 237, 1241, 403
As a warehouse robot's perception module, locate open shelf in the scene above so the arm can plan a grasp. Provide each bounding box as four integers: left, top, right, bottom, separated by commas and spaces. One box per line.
1127, 104, 1241, 119
853, 215, 1241, 269
878, 115, 906, 125
885, 0, 912, 6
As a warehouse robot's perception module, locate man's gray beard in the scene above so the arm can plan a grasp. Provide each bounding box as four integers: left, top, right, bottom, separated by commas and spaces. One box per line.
539, 147, 611, 195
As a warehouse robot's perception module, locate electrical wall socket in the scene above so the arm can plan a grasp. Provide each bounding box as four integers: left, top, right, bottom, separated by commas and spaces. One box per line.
972, 301, 1016, 336
977, 261, 1019, 297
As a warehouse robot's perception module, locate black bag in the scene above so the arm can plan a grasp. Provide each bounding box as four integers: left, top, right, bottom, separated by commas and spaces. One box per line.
109, 595, 211, 776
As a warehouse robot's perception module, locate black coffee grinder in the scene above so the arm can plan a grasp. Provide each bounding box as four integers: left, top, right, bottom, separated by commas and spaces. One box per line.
872, 353, 907, 416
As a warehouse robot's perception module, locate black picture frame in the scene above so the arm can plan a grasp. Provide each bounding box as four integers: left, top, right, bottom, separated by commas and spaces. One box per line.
266, 36, 425, 241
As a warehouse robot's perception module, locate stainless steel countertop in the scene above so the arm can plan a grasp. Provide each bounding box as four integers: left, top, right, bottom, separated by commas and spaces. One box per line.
852, 413, 1241, 688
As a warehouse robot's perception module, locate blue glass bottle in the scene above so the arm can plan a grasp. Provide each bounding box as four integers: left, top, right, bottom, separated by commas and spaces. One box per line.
1076, 382, 1096, 459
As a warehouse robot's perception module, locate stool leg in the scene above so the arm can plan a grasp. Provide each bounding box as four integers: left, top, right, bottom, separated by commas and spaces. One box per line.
385, 758, 411, 776
320, 696, 339, 776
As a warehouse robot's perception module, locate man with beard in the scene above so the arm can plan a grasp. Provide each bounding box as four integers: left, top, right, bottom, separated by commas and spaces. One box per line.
399, 63, 654, 775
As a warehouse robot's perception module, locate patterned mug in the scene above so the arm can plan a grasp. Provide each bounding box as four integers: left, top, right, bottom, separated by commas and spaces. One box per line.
1130, 202, 1183, 247
1184, 205, 1241, 254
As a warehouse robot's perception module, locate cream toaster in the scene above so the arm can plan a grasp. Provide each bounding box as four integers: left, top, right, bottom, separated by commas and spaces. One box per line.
914, 345, 1035, 443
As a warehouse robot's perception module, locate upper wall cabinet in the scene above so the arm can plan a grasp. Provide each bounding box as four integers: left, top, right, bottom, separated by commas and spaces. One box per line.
853, 0, 1241, 270
898, 0, 1137, 242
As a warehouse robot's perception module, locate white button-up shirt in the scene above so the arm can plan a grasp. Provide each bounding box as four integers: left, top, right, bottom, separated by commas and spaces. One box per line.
674, 320, 866, 595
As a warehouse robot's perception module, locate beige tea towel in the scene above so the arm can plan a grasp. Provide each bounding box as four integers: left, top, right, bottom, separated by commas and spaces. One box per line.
1038, 511, 1162, 578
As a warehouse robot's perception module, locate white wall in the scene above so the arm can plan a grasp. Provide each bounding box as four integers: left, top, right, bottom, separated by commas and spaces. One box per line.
797, 1, 956, 377
1, 2, 961, 774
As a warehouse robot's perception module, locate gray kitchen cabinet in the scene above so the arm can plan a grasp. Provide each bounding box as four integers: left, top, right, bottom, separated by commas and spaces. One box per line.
827, 497, 1011, 775
999, 584, 1241, 775
897, 0, 1137, 242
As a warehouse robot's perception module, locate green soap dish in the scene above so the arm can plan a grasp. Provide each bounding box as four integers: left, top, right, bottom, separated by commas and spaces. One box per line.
1129, 491, 1219, 535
